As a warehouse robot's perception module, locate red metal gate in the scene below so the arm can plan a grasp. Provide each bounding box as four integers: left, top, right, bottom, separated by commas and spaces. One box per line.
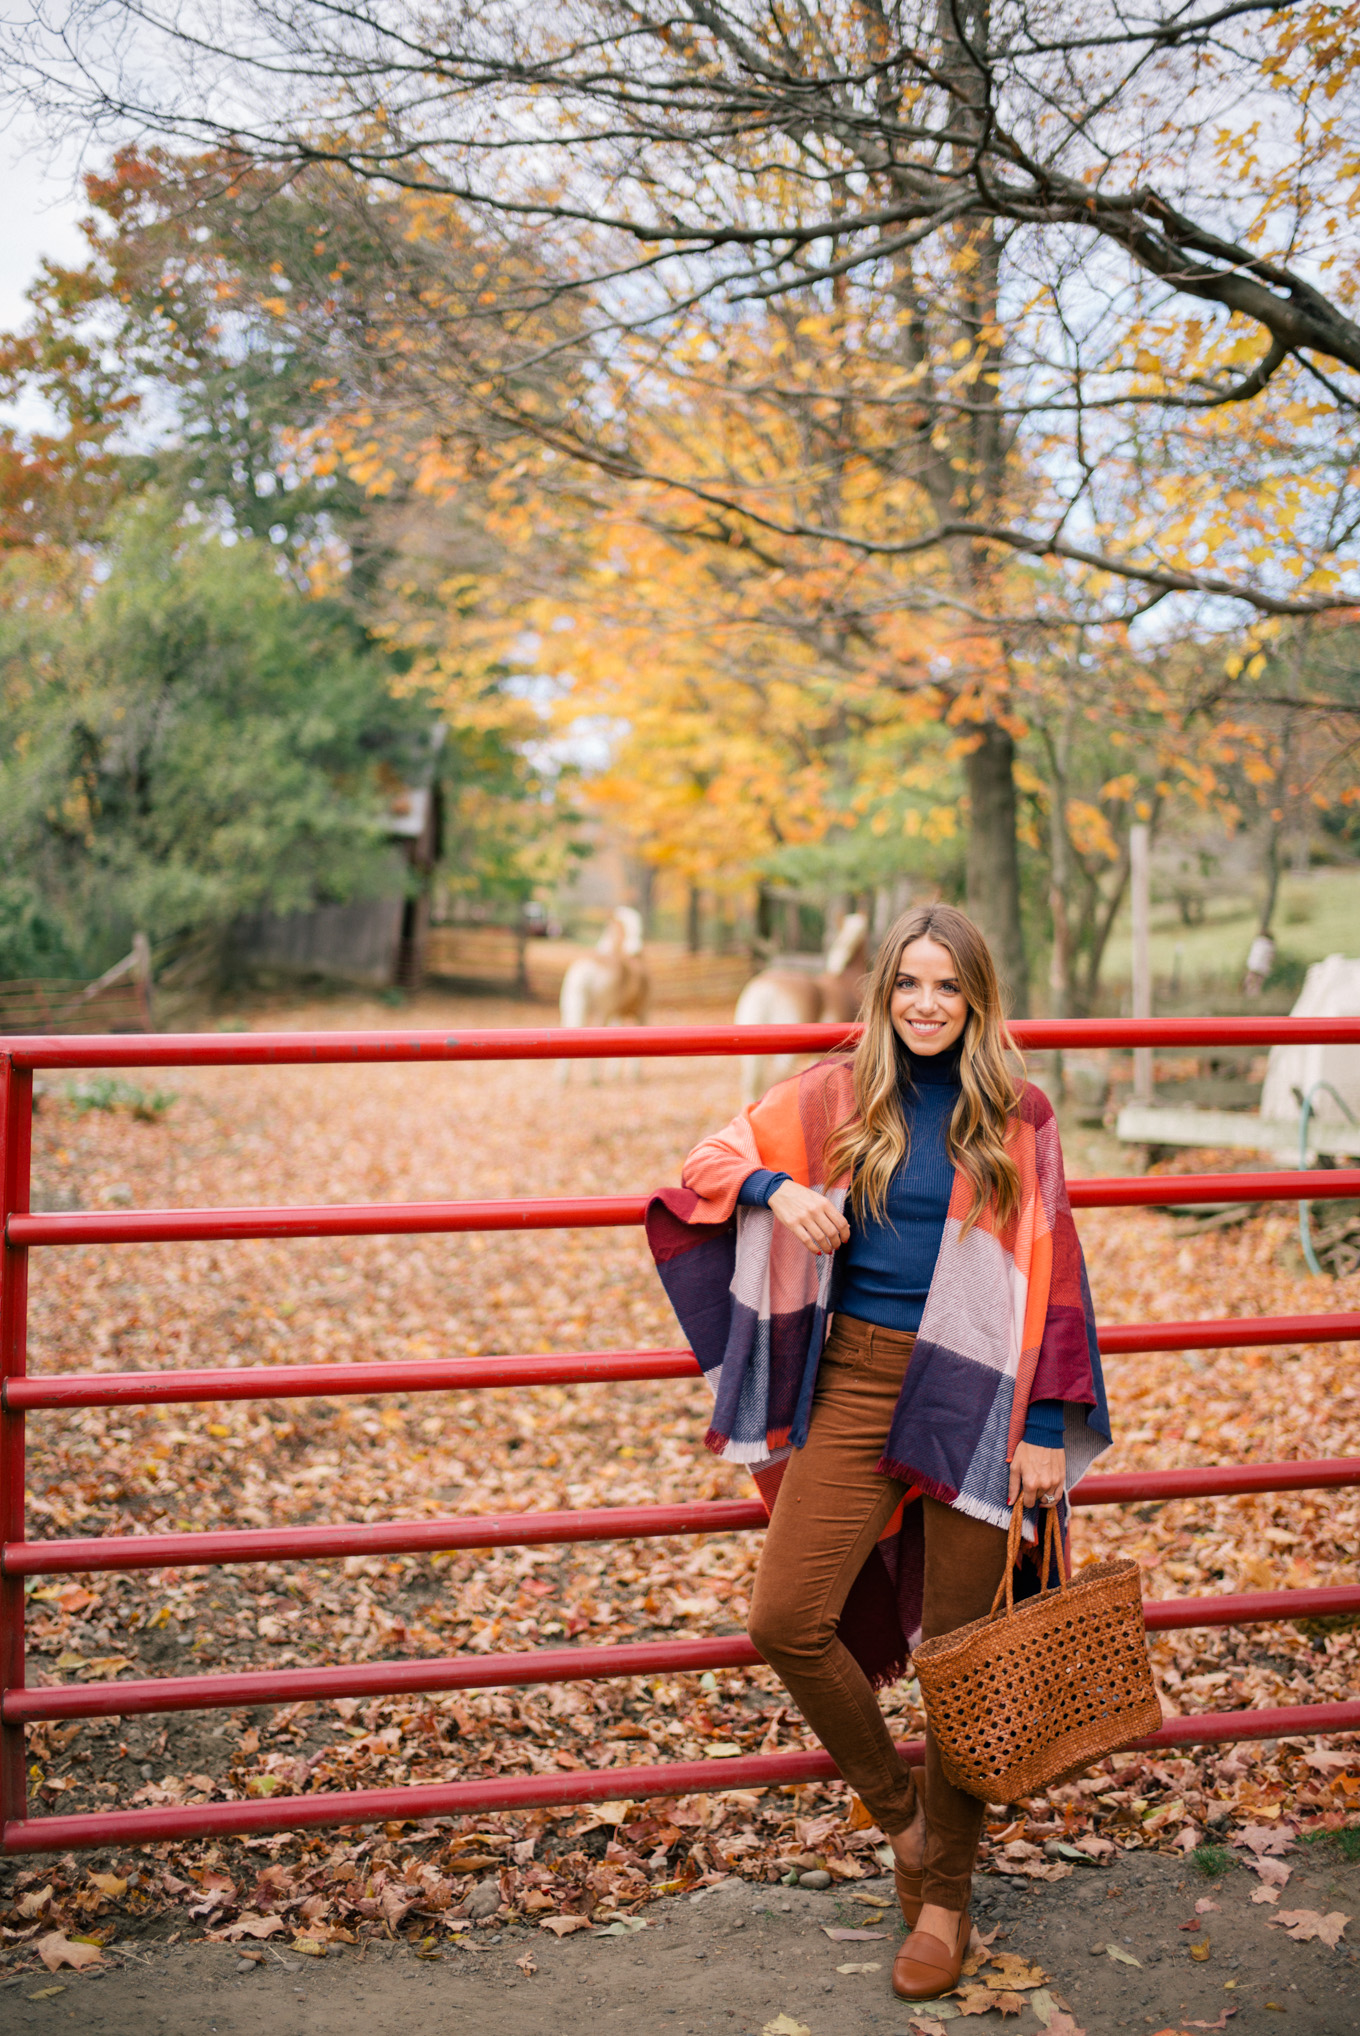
3, 1017, 1359, 1855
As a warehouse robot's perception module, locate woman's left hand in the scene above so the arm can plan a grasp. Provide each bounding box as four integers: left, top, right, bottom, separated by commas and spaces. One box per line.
1008, 1442, 1066, 1509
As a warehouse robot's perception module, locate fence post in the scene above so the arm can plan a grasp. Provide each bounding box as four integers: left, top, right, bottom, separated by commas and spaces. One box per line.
132, 931, 155, 1031
1130, 823, 1153, 1104
0, 1053, 33, 1834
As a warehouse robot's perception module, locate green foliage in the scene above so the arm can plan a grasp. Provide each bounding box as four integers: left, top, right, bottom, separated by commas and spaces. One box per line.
0, 498, 433, 970
1191, 1844, 1235, 1878
0, 155, 580, 956
65, 1077, 177, 1119
0, 877, 85, 979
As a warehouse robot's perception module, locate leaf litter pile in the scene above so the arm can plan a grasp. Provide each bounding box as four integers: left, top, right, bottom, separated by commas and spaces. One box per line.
4, 994, 1357, 1990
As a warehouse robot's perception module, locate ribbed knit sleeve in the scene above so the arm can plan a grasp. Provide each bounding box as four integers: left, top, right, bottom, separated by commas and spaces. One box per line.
1021, 1398, 1065, 1448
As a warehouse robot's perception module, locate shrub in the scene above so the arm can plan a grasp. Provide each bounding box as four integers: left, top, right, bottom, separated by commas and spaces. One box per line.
65, 1078, 176, 1121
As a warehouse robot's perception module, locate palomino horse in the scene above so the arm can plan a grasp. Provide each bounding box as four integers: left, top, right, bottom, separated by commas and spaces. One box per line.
734, 912, 870, 1103
558, 906, 649, 1081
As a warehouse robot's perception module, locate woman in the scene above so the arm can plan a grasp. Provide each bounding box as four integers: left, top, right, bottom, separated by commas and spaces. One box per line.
646, 905, 1111, 2002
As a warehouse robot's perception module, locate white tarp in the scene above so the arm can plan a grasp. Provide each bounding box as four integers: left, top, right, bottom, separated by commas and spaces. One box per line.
1259, 952, 1360, 1130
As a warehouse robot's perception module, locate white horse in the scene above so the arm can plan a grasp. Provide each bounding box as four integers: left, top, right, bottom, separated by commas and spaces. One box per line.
558, 906, 649, 1081
734, 912, 870, 1104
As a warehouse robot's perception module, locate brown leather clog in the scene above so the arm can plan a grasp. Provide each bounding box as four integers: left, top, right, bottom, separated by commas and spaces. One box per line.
891, 1906, 972, 2001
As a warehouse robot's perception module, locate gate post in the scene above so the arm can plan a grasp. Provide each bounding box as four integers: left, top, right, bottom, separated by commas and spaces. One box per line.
0, 1053, 33, 1835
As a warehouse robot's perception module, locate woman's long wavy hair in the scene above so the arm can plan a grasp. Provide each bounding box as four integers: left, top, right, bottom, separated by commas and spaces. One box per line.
825, 904, 1024, 1236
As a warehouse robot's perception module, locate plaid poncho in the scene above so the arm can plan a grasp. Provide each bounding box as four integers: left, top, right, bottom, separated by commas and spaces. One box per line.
645, 1055, 1112, 1686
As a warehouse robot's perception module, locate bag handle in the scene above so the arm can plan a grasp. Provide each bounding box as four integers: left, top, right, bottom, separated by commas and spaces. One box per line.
987, 1497, 1069, 1622
1037, 1502, 1069, 1595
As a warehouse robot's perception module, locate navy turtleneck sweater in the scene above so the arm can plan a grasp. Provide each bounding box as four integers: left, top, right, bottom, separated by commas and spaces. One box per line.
737, 1039, 1064, 1448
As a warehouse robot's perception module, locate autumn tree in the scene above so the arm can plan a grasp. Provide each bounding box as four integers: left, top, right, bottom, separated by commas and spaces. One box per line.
13, 3, 1359, 991
0, 159, 588, 966
12, 0, 1359, 998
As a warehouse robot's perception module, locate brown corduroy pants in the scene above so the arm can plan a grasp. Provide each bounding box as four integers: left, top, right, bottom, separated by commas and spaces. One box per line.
747, 1312, 1009, 1912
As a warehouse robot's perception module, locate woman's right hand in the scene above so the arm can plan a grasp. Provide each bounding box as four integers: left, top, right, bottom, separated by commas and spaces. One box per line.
768, 1180, 851, 1257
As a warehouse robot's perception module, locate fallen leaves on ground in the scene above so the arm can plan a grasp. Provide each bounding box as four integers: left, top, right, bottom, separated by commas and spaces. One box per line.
538, 1914, 593, 1936
835, 1959, 881, 1973
35, 1931, 104, 1973
1234, 1825, 1295, 1859
1267, 1908, 1350, 1946
207, 1913, 286, 1941
953, 1984, 1007, 2015
822, 1925, 886, 1940
761, 2018, 811, 2036
983, 1952, 1048, 1990
2, 995, 1356, 1962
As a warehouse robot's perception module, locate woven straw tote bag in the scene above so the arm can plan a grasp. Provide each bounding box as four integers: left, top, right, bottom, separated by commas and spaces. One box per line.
912, 1500, 1162, 1802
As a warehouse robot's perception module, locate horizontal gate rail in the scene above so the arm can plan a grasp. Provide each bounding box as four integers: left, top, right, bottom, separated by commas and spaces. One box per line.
2, 1499, 772, 1575
10, 1170, 1360, 1249
2, 1347, 703, 1408
8, 1635, 765, 1722
8, 1196, 647, 1247
6, 1014, 1360, 1070
8, 1589, 1360, 1730
9, 1698, 1360, 1857
4, 1015, 1360, 1858
1094, 1312, 1360, 1357
6, 1316, 1358, 1411
1072, 1454, 1360, 1503
8, 1458, 1360, 1578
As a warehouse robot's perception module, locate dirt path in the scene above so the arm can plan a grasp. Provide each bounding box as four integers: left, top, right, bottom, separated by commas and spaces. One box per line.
6, 1849, 1357, 2036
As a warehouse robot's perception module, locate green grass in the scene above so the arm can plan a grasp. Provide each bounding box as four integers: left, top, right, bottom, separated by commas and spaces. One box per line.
1300, 1827, 1360, 1863
64, 1076, 176, 1120
1191, 1843, 1235, 1877
1099, 867, 1360, 997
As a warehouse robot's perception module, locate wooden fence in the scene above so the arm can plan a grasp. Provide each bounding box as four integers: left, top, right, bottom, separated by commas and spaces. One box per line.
0, 931, 220, 1036
425, 928, 755, 1006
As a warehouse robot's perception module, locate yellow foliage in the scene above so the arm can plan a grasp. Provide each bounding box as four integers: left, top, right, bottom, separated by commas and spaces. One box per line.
1065, 800, 1119, 863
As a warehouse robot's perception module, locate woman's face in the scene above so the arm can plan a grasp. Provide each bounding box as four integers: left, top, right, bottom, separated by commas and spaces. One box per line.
889, 936, 970, 1056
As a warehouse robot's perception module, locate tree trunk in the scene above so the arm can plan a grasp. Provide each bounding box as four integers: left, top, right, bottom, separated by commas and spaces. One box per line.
1258, 822, 1282, 938
964, 720, 1030, 1013
1258, 708, 1296, 937
1044, 703, 1075, 1094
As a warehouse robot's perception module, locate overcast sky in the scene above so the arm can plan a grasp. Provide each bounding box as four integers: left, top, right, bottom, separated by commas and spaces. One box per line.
1, 122, 89, 321
0, 112, 93, 427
